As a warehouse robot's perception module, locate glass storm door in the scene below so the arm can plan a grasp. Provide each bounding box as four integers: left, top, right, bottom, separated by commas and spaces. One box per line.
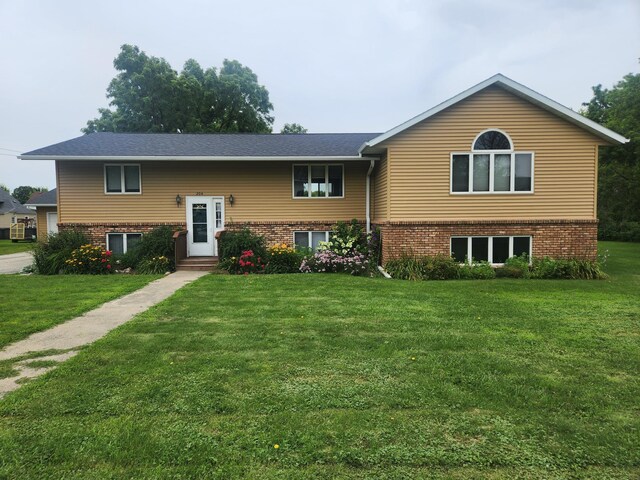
186, 196, 224, 257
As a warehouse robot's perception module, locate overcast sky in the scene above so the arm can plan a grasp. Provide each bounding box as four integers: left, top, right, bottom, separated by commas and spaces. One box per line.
0, 0, 638, 192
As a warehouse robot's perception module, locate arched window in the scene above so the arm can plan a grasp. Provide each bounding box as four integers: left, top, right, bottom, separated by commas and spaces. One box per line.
451, 129, 533, 194
472, 130, 512, 151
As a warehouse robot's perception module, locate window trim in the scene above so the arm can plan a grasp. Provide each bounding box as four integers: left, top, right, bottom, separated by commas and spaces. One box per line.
293, 231, 330, 250
104, 164, 142, 195
449, 152, 534, 194
292, 164, 345, 199
450, 235, 532, 265
106, 232, 143, 254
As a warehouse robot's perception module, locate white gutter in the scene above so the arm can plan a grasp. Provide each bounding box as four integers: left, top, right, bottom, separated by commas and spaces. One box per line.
365, 158, 376, 233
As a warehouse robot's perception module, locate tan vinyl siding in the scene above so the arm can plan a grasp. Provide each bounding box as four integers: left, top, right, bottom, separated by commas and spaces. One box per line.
57, 160, 368, 223
382, 85, 603, 221
372, 156, 388, 222
36, 207, 56, 241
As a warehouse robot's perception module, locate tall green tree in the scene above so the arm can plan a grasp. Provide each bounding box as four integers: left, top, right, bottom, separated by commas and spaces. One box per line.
83, 45, 274, 134
281, 123, 308, 134
582, 72, 640, 241
11, 186, 48, 204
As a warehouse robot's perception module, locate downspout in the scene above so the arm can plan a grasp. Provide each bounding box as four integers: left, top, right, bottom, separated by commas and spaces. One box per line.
365, 158, 376, 234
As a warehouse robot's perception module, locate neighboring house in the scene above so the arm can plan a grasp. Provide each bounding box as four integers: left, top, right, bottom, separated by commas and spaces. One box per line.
25, 189, 58, 241
0, 189, 36, 237
19, 74, 627, 264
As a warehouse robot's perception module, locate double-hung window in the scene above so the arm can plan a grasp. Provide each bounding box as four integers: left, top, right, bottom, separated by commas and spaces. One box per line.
105, 164, 141, 194
293, 231, 330, 251
451, 235, 532, 265
106, 233, 142, 255
293, 164, 343, 198
451, 130, 533, 194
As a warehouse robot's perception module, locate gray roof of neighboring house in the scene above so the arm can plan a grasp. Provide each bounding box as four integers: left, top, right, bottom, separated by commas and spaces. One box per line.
0, 189, 35, 215
25, 188, 57, 206
20, 132, 382, 158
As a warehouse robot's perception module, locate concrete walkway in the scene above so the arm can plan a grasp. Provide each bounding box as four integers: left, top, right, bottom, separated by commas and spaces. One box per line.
0, 270, 207, 397
0, 252, 33, 274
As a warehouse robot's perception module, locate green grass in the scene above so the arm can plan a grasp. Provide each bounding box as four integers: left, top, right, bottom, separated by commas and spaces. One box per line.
0, 275, 159, 349
0, 239, 34, 255
0, 242, 638, 478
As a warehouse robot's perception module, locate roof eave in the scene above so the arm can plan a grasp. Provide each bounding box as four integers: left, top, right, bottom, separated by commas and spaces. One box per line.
360, 73, 629, 153
18, 155, 369, 161
25, 203, 56, 207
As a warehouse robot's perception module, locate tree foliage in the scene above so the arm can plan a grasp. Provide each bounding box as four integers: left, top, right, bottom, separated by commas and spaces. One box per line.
11, 186, 48, 204
83, 45, 274, 134
582, 72, 640, 241
0, 184, 8, 193
280, 123, 308, 134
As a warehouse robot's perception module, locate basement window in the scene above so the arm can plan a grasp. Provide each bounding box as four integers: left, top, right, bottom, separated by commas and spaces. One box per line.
450, 235, 531, 265
107, 233, 142, 255
293, 231, 330, 251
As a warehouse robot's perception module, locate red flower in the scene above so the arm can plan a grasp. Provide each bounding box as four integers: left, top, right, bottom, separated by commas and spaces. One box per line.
101, 259, 106, 263
107, 264, 111, 269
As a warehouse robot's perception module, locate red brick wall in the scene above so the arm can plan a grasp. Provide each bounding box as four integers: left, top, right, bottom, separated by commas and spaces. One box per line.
62, 219, 598, 262
225, 221, 345, 246
60, 223, 185, 248
61, 221, 350, 249
376, 220, 598, 263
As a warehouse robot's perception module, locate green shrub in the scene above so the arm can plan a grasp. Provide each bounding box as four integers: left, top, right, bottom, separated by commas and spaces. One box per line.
496, 254, 531, 278
531, 257, 607, 280
132, 226, 175, 265
115, 226, 175, 271
218, 228, 266, 262
459, 261, 496, 279
325, 219, 367, 255
32, 229, 88, 275
265, 243, 303, 274
64, 244, 113, 274
384, 254, 460, 280
137, 255, 171, 274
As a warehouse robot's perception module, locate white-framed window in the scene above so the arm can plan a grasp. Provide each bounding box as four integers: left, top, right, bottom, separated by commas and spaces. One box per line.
450, 235, 532, 265
450, 130, 533, 194
107, 233, 142, 255
293, 231, 330, 251
104, 164, 141, 194
293, 164, 344, 198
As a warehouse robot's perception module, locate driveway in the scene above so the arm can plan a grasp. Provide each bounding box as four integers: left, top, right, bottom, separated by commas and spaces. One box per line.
0, 252, 33, 274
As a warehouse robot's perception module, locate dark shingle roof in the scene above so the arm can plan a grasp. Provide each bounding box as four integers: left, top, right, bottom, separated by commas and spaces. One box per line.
0, 189, 35, 215
21, 132, 381, 158
25, 188, 57, 206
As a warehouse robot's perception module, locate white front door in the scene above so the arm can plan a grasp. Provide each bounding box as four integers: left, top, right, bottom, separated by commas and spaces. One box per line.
46, 212, 58, 235
186, 196, 224, 257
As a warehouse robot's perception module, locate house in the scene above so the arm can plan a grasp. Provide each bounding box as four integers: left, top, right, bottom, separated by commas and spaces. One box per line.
19, 74, 627, 264
25, 189, 58, 241
0, 189, 36, 239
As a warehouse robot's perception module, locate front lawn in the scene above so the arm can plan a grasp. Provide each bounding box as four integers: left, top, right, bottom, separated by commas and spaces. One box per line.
0, 275, 159, 349
0, 242, 638, 478
0, 239, 33, 256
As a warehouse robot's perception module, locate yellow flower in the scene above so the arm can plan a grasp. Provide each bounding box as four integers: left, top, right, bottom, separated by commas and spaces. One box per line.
273, 444, 279, 449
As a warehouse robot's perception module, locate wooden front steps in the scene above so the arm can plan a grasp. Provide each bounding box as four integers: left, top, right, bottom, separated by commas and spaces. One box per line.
176, 256, 219, 271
